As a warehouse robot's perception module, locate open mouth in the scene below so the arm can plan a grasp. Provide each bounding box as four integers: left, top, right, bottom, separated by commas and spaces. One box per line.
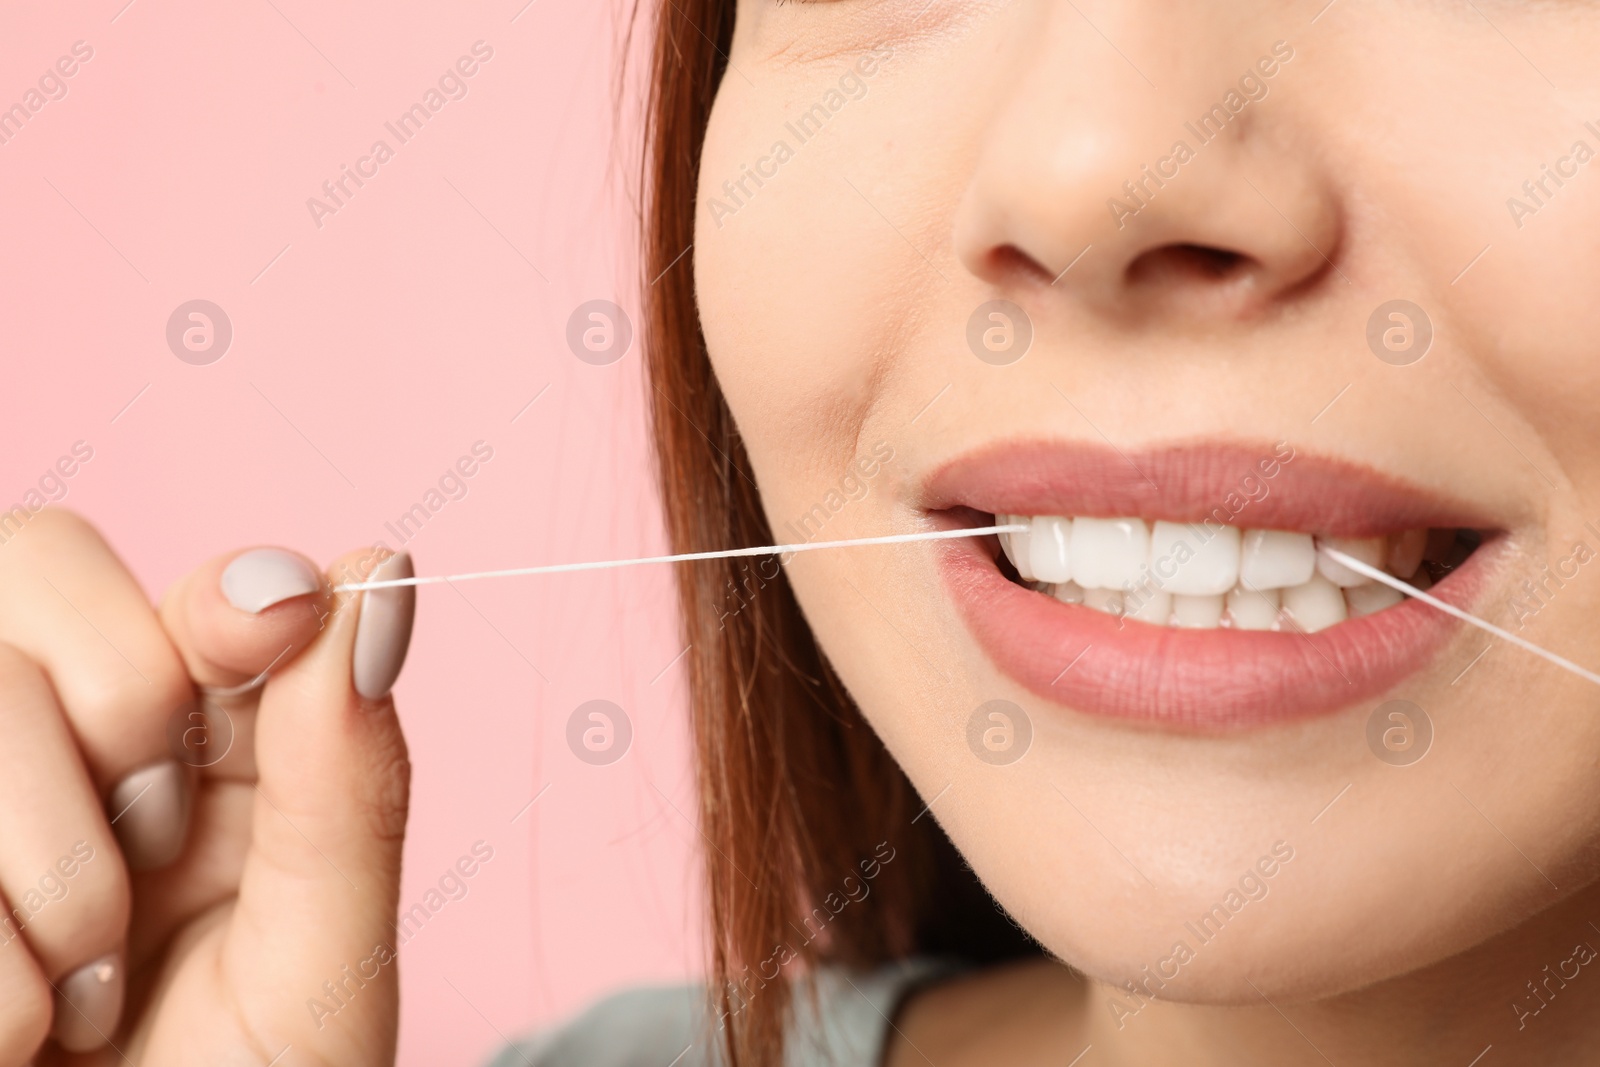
994, 515, 1483, 633
924, 441, 1506, 730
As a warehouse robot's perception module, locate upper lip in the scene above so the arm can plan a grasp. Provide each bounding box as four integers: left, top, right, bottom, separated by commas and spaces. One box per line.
921, 438, 1499, 537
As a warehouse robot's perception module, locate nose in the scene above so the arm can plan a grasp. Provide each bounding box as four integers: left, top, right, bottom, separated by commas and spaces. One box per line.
952, 5, 1342, 321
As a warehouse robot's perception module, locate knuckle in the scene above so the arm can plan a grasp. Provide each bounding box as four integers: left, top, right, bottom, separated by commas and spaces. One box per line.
0, 644, 43, 693
358, 727, 412, 845
6, 505, 91, 543
72, 667, 190, 733
14, 855, 130, 969
29, 506, 92, 536
0, 507, 98, 570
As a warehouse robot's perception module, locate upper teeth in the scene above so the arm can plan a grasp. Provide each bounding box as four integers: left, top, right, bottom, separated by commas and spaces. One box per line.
1239, 528, 1315, 590
999, 514, 1430, 632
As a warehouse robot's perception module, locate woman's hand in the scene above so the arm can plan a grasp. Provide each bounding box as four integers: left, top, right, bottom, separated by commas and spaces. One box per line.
0, 510, 415, 1066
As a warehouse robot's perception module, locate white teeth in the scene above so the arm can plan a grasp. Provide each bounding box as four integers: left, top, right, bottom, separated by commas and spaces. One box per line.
1071, 517, 1150, 591
1281, 574, 1349, 633
1172, 593, 1225, 628
1004, 515, 1036, 581
1151, 521, 1241, 596
1315, 536, 1385, 587
1028, 516, 1074, 583
1005, 514, 1447, 630
1387, 528, 1427, 578
1083, 586, 1125, 616
1345, 581, 1404, 617
1052, 580, 1085, 605
1238, 529, 1316, 591
1227, 585, 1280, 631
1125, 587, 1171, 625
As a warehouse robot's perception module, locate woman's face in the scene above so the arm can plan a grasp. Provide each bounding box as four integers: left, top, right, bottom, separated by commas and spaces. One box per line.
694, 0, 1600, 1003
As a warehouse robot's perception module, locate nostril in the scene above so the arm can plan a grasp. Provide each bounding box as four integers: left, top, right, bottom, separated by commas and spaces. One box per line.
1127, 243, 1252, 287
986, 243, 1056, 286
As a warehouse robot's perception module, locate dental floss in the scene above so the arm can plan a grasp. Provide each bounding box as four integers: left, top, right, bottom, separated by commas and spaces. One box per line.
333, 523, 1031, 592
1317, 544, 1600, 689
331, 529, 1599, 690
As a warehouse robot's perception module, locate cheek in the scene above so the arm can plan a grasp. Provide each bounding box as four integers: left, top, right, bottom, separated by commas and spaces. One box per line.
1469, 233, 1600, 507
696, 125, 937, 756
694, 74, 918, 512
1332, 24, 1600, 493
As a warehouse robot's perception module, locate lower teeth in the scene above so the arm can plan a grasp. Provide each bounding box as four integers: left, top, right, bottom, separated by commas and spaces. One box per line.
1029, 572, 1430, 632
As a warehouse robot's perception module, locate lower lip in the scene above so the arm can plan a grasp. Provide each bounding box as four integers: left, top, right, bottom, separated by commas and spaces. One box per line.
939, 533, 1497, 731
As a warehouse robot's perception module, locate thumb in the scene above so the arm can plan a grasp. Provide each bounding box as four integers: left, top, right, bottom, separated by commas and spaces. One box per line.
218, 548, 415, 1064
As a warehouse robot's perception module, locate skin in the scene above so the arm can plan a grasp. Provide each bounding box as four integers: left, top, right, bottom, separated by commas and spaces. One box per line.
0, 510, 407, 1066
9, 2, 1600, 1064
696, 0, 1600, 1063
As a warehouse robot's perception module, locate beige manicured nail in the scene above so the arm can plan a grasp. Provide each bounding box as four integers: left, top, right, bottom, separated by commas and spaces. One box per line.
221, 548, 321, 613
352, 552, 416, 701
51, 953, 124, 1052
109, 760, 191, 872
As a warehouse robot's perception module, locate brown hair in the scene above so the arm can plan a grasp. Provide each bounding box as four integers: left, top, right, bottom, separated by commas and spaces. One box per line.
637, 2, 1038, 1063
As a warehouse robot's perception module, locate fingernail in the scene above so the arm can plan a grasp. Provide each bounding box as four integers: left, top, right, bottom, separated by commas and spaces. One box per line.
51, 953, 124, 1053
221, 548, 321, 613
109, 760, 192, 872
352, 552, 416, 701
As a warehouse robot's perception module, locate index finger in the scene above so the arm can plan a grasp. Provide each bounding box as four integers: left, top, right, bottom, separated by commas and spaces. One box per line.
158, 546, 332, 693
156, 545, 335, 781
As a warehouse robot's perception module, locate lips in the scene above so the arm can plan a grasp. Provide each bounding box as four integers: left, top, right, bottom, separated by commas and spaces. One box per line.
925, 440, 1504, 730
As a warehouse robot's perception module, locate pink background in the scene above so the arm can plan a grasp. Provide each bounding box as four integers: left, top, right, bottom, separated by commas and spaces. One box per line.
0, 1, 703, 1063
